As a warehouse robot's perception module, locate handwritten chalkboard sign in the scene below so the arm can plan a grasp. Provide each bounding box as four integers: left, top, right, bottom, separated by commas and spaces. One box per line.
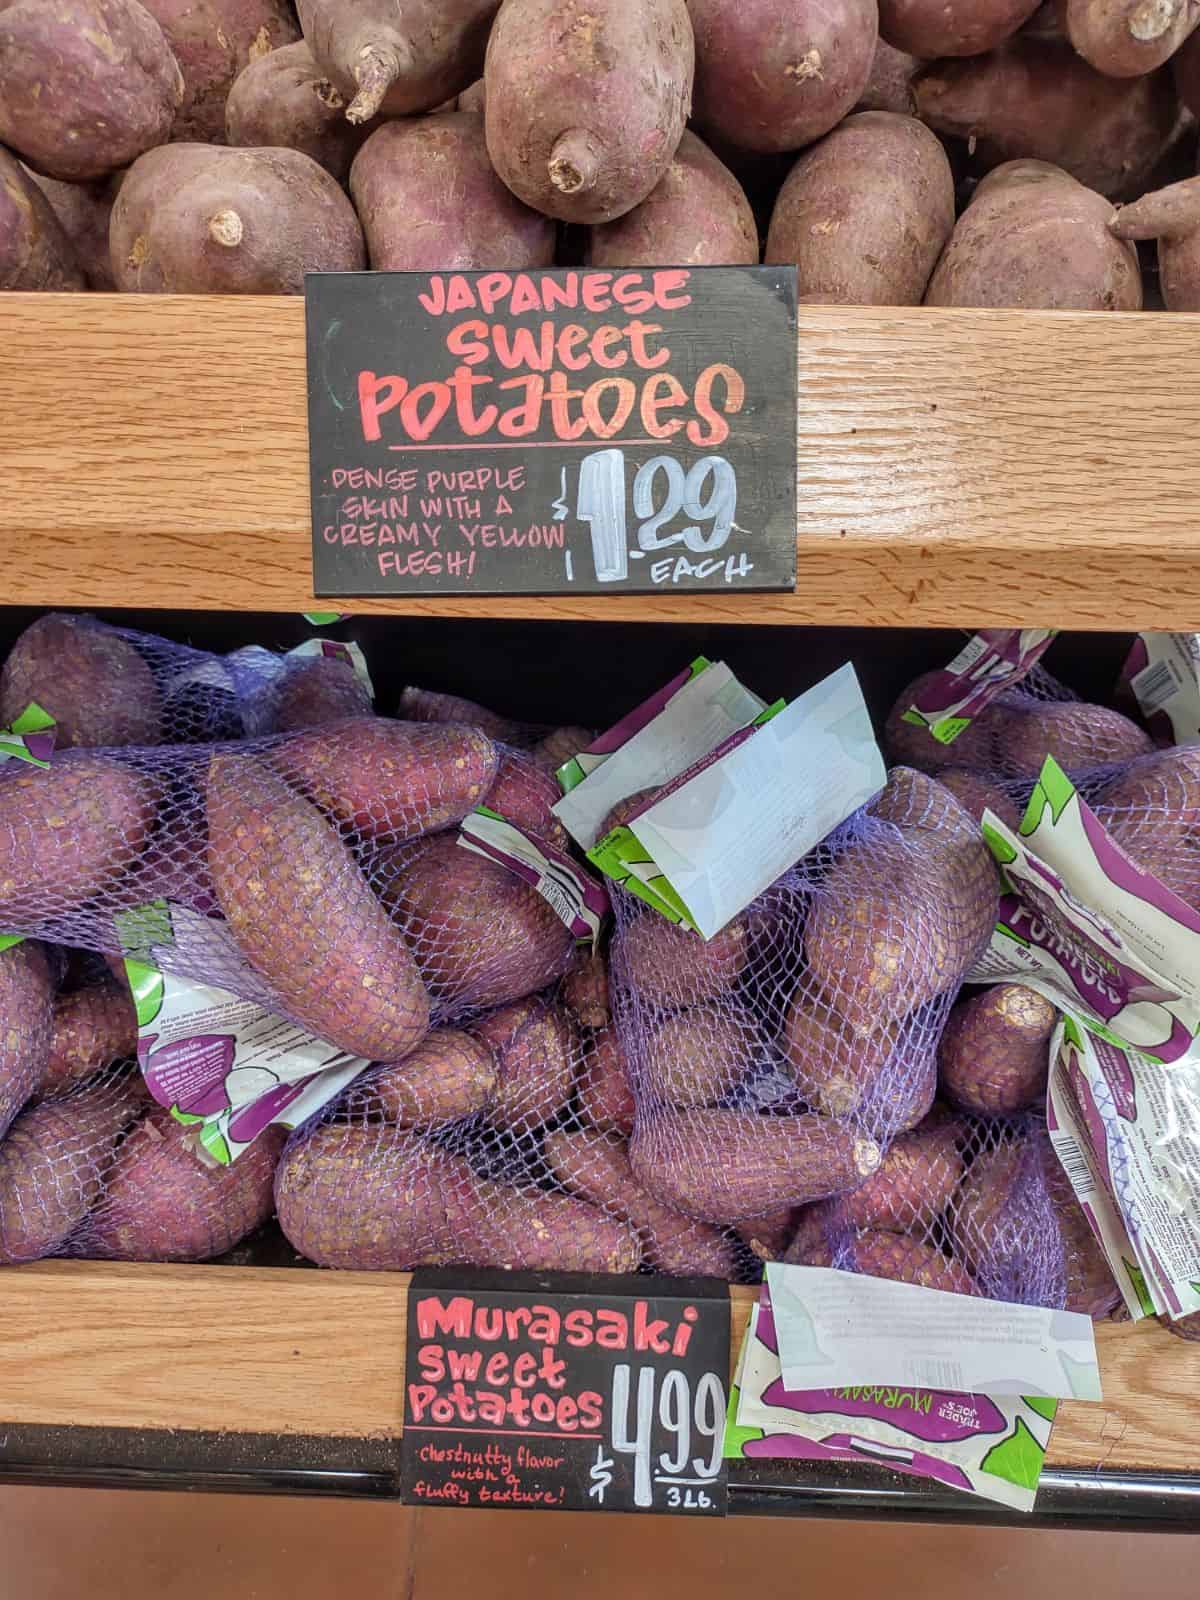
305, 267, 797, 598
400, 1269, 730, 1515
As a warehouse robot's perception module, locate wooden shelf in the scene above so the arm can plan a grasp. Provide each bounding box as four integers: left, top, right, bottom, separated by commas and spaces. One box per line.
2, 293, 1200, 628
1, 1261, 1196, 1477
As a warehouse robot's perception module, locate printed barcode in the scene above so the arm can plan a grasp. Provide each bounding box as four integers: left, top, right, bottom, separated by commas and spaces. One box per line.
946, 635, 988, 675
1052, 1133, 1096, 1200
904, 1358, 964, 1391
1132, 657, 1183, 714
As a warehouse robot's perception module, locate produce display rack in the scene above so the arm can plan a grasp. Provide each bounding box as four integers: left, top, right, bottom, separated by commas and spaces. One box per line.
1, 291, 1199, 1526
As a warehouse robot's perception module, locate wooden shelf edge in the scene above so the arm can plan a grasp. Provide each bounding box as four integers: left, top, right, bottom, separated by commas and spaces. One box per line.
1, 1260, 1195, 1476
2, 294, 1199, 627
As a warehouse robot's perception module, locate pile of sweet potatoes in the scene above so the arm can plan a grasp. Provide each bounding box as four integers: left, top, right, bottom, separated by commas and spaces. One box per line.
1, 0, 1199, 305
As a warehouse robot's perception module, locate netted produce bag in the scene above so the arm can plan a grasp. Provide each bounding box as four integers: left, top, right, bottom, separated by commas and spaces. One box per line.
609, 767, 1002, 1242
274, 975, 750, 1279
398, 683, 593, 774
0, 718, 594, 1063
1071, 743, 1200, 914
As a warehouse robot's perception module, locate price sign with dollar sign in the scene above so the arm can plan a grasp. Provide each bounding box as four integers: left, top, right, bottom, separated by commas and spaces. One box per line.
400, 1269, 730, 1516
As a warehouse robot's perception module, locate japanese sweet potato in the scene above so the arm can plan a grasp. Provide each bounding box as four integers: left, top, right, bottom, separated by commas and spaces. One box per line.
563, 950, 610, 1029
533, 726, 593, 774
927, 160, 1143, 310
110, 144, 365, 293
883, 669, 1004, 773
856, 39, 919, 114
0, 755, 158, 924
485, 0, 694, 223
267, 656, 372, 733
838, 1116, 966, 1233
41, 975, 138, 1099
587, 130, 757, 268
766, 111, 954, 305
346, 1029, 497, 1127
736, 1207, 799, 1259
297, 0, 500, 123
546, 1129, 738, 1277
0, 0, 184, 180
142, 0, 299, 142
780, 985, 909, 1122
577, 1026, 635, 1136
913, 40, 1178, 199
206, 752, 431, 1061
473, 998, 577, 1128
0, 153, 85, 291
0, 1077, 145, 1263
1110, 175, 1200, 311
631, 1106, 881, 1223
351, 113, 555, 272
643, 1003, 752, 1108
83, 1109, 284, 1261
938, 984, 1057, 1114
276, 1123, 641, 1271
993, 698, 1153, 776
23, 170, 118, 289
878, 0, 1041, 57
1, 614, 162, 748
398, 685, 523, 743
619, 914, 749, 1008
946, 1138, 1033, 1283
845, 1229, 979, 1295
381, 833, 574, 1011
226, 41, 378, 183
1093, 747, 1200, 905
483, 749, 570, 849
781, 1204, 835, 1267
0, 941, 53, 1141
936, 768, 1022, 832
1046, 1158, 1120, 1317
272, 717, 498, 843
1063, 0, 1200, 78
1174, 27, 1200, 113
688, 0, 876, 153
458, 77, 486, 115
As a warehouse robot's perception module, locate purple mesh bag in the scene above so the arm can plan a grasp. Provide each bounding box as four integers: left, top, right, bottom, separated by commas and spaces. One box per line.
1075, 744, 1200, 914
610, 767, 1002, 1237
398, 683, 593, 773
0, 613, 291, 747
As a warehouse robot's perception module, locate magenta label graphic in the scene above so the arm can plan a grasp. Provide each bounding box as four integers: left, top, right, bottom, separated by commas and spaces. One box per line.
759, 1383, 1008, 1443
144, 1033, 236, 1113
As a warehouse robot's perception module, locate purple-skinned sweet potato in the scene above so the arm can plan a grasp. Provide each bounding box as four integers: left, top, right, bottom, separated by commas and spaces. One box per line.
22, 170, 117, 289
271, 717, 499, 843
110, 144, 365, 294
345, 1029, 497, 1127
206, 751, 431, 1061
41, 975, 138, 1099
473, 998, 577, 1129
267, 656, 373, 734
563, 950, 610, 1030
913, 40, 1179, 199
846, 1229, 979, 1294
1174, 27, 1200, 112
297, 0, 501, 124
938, 983, 1057, 1114
644, 1003, 752, 1108
398, 685, 524, 743
926, 160, 1143, 310
458, 77, 486, 115
533, 726, 593, 774
482, 749, 570, 848
141, 0, 299, 143
83, 1110, 285, 1261
0, 0, 184, 181
0, 613, 162, 748
352, 113, 555, 272
485, 0, 694, 223
765, 112, 954, 305
0, 941, 53, 1141
1, 155, 85, 290
856, 39, 919, 114
1110, 175, 1200, 310
1064, 0, 1200, 78
576, 1026, 635, 1135
225, 41, 380, 183
619, 913, 749, 1008
992, 697, 1153, 776
878, 0, 1041, 57
546, 1129, 738, 1277
276, 1123, 640, 1271
587, 130, 757, 268
688, 0, 876, 153
936, 768, 1022, 832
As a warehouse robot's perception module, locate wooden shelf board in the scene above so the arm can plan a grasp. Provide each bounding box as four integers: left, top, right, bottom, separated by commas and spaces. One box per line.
1, 1261, 1195, 1475
3, 293, 1200, 627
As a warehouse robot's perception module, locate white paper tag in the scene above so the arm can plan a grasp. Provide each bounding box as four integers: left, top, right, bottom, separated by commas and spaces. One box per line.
764, 1263, 1102, 1401
1049, 1019, 1200, 1323
553, 661, 764, 849
629, 664, 885, 939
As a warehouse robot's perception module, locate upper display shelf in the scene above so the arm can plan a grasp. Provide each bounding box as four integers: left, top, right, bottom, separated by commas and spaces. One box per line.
2, 292, 1198, 628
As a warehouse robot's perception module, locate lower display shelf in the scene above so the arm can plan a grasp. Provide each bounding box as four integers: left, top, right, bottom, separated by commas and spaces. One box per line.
2, 1260, 1197, 1528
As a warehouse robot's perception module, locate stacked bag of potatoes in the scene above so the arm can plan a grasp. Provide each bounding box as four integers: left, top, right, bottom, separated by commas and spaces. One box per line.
3, 0, 1200, 308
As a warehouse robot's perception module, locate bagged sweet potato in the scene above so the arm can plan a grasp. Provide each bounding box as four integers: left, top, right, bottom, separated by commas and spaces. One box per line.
343, 1029, 497, 1127
765, 112, 954, 305
484, 0, 694, 222
0, 0, 184, 181
351, 113, 555, 272
0, 941, 53, 1141
41, 974, 137, 1099
0, 153, 86, 291
939, 984, 1057, 1114
111, 144, 365, 293
141, 0, 299, 143
225, 41, 379, 183
1, 613, 162, 748
688, 0, 877, 153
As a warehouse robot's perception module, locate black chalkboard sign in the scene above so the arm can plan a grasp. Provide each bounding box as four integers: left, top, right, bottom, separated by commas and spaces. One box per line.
305, 267, 797, 598
400, 1269, 730, 1515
